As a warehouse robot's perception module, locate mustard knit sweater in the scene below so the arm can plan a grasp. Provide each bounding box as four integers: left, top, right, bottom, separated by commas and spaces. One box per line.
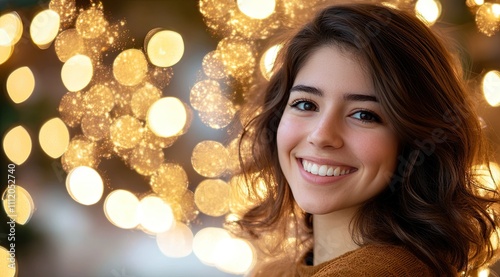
296, 244, 433, 276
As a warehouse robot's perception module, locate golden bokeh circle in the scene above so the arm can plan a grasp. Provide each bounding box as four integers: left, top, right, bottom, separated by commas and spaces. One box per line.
109, 115, 144, 149
59, 91, 85, 127
75, 7, 108, 39
61, 137, 98, 172
129, 143, 165, 176
194, 179, 230, 217
113, 49, 148, 86
150, 163, 188, 202
55, 28, 84, 62
191, 140, 229, 178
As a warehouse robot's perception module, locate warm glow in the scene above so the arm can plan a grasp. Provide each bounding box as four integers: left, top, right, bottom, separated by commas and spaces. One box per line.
55, 28, 85, 62
237, 0, 276, 19
156, 222, 193, 258
415, 0, 442, 26
214, 237, 255, 275
113, 49, 148, 86
3, 126, 32, 165
474, 0, 485, 5
194, 179, 230, 217
193, 227, 231, 266
2, 185, 35, 225
146, 29, 184, 67
0, 44, 13, 64
493, 4, 500, 17
30, 9, 61, 49
0, 246, 16, 277
138, 195, 174, 234
39, 117, 70, 158
0, 12, 23, 46
110, 115, 144, 149
191, 140, 228, 178
66, 166, 104, 205
483, 70, 500, 107
259, 44, 281, 80
147, 97, 187, 138
75, 7, 108, 39
104, 190, 140, 229
479, 267, 490, 277
6, 66, 35, 104
61, 54, 93, 92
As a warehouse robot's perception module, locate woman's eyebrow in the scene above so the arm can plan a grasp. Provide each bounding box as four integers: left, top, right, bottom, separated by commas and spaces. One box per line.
290, 84, 378, 103
343, 93, 378, 102
290, 84, 323, 96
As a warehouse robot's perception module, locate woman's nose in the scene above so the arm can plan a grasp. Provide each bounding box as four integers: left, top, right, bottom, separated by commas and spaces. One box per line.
306, 115, 344, 149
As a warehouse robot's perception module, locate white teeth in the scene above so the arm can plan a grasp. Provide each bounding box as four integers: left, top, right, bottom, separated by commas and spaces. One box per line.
327, 167, 334, 176
310, 164, 319, 174
318, 165, 328, 176
333, 167, 340, 177
302, 160, 353, 177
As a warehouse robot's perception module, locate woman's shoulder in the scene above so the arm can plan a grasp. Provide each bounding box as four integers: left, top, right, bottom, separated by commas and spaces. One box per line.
297, 244, 435, 277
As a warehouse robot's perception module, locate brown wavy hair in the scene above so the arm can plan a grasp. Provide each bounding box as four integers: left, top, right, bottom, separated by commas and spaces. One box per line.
235, 3, 499, 276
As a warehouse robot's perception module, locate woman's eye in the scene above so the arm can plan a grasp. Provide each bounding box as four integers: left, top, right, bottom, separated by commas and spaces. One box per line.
291, 100, 317, 111
351, 110, 381, 123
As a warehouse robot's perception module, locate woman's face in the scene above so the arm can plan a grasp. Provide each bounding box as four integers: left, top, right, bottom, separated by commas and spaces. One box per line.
277, 46, 399, 215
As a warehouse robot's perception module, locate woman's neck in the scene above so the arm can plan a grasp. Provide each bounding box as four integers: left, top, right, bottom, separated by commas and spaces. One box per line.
313, 206, 360, 265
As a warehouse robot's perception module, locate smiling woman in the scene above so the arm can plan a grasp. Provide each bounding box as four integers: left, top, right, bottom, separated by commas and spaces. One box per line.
233, 3, 500, 276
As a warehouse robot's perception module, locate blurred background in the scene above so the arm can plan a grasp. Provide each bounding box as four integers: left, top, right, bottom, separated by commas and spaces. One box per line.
1, 0, 500, 276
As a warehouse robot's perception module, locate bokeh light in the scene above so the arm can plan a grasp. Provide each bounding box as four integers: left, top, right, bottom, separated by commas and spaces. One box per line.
415, 0, 442, 26
191, 140, 228, 178
49, 0, 77, 28
81, 113, 112, 141
237, 0, 276, 19
476, 3, 500, 36
156, 222, 193, 258
483, 70, 500, 107
217, 36, 256, 81
150, 163, 188, 203
59, 91, 85, 127
61, 54, 94, 92
103, 189, 140, 229
30, 9, 61, 49
84, 84, 115, 114
146, 29, 184, 67
39, 117, 70, 158
6, 66, 35, 104
214, 237, 255, 274
147, 97, 187, 138
0, 44, 13, 64
66, 166, 104, 205
55, 29, 85, 62
109, 115, 144, 149
75, 6, 108, 39
128, 143, 164, 176
194, 179, 230, 217
113, 49, 148, 86
61, 137, 98, 172
138, 195, 174, 234
193, 227, 231, 266
202, 50, 225, 79
260, 44, 281, 80
3, 126, 32, 165
131, 83, 162, 120
2, 185, 35, 225
0, 12, 23, 46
